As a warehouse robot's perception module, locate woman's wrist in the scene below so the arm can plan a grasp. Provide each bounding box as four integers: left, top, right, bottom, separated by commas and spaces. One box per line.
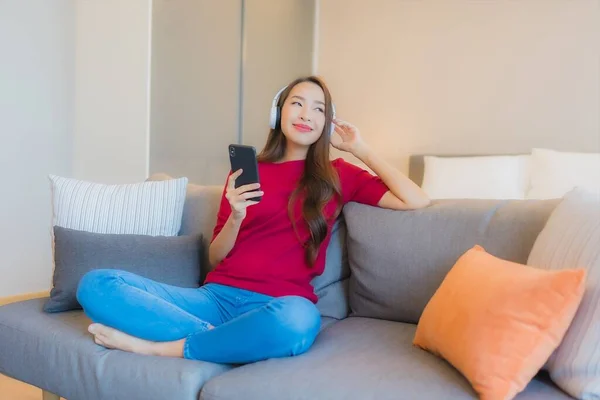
228, 213, 244, 227
351, 143, 373, 164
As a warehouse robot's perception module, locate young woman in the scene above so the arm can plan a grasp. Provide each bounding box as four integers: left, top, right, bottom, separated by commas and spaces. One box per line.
77, 76, 430, 364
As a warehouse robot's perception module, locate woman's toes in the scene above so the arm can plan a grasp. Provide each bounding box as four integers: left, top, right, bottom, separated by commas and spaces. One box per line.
88, 323, 104, 335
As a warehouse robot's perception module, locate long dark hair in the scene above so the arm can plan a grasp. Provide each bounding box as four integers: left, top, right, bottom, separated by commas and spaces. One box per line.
257, 76, 342, 267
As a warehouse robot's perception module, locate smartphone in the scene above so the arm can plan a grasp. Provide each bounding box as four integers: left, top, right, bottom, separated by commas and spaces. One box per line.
228, 144, 262, 202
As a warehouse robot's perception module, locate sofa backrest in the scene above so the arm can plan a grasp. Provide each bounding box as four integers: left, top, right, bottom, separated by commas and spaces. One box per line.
343, 198, 561, 324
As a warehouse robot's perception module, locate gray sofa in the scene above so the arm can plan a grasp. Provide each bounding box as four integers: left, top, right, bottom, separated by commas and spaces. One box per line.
0, 176, 574, 400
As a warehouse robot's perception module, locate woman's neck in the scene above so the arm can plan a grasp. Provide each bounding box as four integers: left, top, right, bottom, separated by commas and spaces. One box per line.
280, 142, 308, 163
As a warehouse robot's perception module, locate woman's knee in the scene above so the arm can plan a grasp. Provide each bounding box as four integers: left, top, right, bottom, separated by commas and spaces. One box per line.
268, 296, 321, 355
76, 269, 123, 308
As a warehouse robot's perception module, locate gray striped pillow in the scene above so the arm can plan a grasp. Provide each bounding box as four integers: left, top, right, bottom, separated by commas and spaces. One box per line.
49, 175, 188, 236
527, 187, 600, 398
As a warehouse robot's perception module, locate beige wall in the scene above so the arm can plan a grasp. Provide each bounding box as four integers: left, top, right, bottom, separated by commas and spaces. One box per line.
318, 0, 600, 172
73, 0, 151, 184
149, 0, 242, 186
0, 1, 74, 297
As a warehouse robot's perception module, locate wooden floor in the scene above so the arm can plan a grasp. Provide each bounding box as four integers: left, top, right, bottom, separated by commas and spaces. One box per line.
0, 374, 64, 400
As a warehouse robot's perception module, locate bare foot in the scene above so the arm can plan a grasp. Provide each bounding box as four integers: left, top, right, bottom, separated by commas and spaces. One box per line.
88, 323, 156, 355
88, 323, 186, 358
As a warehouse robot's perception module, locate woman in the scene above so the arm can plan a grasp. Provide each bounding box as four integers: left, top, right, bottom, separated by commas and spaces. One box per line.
77, 76, 430, 364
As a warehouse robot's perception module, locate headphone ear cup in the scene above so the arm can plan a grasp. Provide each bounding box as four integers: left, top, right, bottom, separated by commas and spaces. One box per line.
330, 104, 336, 136
270, 85, 288, 129
269, 106, 278, 129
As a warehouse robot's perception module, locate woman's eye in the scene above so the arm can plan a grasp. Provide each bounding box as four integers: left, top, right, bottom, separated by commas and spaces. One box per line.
292, 101, 302, 106
316, 107, 324, 113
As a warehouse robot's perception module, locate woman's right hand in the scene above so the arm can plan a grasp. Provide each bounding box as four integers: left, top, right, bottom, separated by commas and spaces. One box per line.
225, 169, 263, 221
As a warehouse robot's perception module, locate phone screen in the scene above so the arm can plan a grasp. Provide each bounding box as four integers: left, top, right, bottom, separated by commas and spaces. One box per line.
228, 144, 262, 201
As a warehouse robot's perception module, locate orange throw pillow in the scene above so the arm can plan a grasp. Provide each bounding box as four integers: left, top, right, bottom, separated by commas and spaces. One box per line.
413, 245, 586, 400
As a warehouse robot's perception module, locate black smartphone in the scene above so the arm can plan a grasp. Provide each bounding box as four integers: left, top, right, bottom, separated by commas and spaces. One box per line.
228, 144, 262, 202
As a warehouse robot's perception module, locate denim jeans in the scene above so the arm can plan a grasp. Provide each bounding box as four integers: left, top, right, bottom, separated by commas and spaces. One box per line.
76, 269, 321, 364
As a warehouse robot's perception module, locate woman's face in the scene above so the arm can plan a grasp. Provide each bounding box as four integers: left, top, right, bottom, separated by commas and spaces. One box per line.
280, 81, 327, 147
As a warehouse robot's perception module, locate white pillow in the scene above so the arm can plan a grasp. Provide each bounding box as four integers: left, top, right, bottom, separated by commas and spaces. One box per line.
527, 148, 600, 199
420, 155, 531, 199
527, 187, 600, 398
49, 175, 188, 236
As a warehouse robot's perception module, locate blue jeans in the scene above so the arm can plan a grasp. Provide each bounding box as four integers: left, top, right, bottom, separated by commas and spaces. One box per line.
75, 269, 321, 364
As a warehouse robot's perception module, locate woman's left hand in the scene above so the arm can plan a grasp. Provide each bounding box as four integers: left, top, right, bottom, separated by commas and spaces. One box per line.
331, 119, 366, 155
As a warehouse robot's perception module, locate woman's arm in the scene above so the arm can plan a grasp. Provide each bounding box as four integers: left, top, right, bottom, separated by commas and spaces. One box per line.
354, 145, 431, 210
332, 119, 431, 210
208, 214, 244, 267
208, 169, 263, 267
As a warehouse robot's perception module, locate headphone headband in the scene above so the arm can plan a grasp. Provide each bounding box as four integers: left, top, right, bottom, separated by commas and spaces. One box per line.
271, 85, 287, 109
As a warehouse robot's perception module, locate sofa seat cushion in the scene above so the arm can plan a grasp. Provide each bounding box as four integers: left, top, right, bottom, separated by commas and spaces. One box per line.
0, 298, 232, 400
200, 317, 574, 400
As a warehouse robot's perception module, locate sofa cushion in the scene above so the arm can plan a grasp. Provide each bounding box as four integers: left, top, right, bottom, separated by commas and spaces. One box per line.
45, 226, 203, 313
421, 154, 531, 200
344, 199, 559, 324
199, 317, 573, 400
527, 188, 600, 398
148, 174, 351, 320
311, 218, 350, 320
0, 298, 232, 400
526, 148, 600, 199
414, 245, 585, 400
49, 174, 188, 236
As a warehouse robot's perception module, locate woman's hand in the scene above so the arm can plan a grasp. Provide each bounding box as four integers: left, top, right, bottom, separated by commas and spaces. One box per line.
225, 169, 263, 221
331, 118, 367, 157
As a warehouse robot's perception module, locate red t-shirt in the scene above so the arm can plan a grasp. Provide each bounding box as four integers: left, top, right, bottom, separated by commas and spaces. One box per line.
204, 158, 389, 303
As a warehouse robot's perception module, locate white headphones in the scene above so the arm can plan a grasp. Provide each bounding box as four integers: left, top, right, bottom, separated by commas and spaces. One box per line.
269, 84, 336, 136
